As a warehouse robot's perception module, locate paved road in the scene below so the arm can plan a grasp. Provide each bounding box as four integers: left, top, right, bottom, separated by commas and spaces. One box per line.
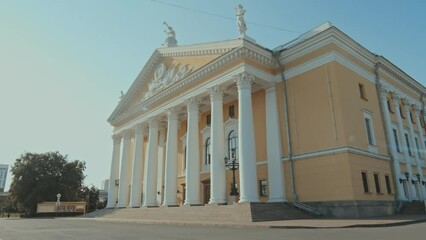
0, 218, 425, 240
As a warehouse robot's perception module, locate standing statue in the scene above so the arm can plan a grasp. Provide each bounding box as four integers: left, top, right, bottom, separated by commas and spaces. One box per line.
235, 4, 247, 36
162, 22, 177, 47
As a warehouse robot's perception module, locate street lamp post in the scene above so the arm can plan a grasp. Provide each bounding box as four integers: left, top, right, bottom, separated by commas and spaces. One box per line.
224, 150, 239, 196
56, 193, 61, 215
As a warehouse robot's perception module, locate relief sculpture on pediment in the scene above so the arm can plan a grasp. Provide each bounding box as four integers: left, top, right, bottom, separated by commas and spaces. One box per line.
144, 63, 193, 100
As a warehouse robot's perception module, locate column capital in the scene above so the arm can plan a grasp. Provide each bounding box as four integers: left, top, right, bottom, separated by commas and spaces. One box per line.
148, 117, 159, 128
234, 72, 254, 90
391, 93, 400, 103
378, 83, 389, 94
413, 104, 421, 115
208, 85, 224, 102
134, 123, 146, 135
401, 98, 411, 108
122, 129, 133, 139
112, 134, 122, 144
167, 107, 178, 120
185, 97, 200, 112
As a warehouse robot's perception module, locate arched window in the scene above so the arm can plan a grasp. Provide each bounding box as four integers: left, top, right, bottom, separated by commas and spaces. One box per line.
228, 130, 238, 160
205, 137, 211, 165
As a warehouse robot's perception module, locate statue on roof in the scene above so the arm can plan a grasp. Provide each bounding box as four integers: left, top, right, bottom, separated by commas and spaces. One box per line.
162, 22, 178, 47
236, 4, 247, 37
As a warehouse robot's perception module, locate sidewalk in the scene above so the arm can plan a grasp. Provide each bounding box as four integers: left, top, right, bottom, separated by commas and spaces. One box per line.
70, 214, 426, 229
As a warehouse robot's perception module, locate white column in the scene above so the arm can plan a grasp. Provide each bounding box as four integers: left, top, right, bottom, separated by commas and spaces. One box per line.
379, 88, 405, 200
414, 106, 426, 200
106, 135, 122, 208
265, 86, 286, 202
163, 108, 179, 206
394, 95, 414, 201
129, 124, 145, 207
235, 73, 259, 203
116, 130, 133, 208
184, 97, 201, 206
156, 129, 166, 205
143, 118, 159, 207
402, 99, 419, 200
208, 86, 226, 204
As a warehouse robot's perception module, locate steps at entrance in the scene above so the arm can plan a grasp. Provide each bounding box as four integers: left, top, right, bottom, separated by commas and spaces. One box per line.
400, 201, 426, 214
250, 202, 313, 221
86, 203, 312, 222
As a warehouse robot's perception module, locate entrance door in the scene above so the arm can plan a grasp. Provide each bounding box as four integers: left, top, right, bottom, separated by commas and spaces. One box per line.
204, 182, 210, 205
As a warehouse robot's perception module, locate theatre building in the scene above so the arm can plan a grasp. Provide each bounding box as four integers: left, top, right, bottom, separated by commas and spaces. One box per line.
106, 20, 426, 218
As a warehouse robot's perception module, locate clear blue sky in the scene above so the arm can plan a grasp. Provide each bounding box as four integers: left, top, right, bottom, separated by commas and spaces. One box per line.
1, 0, 425, 191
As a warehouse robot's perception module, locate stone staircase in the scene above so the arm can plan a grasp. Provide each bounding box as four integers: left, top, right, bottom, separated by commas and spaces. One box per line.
400, 201, 426, 214
85, 202, 312, 222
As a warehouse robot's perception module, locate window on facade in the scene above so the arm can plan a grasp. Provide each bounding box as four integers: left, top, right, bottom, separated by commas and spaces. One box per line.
365, 118, 374, 145
359, 83, 367, 100
374, 173, 381, 193
415, 137, 421, 158
361, 172, 369, 193
405, 133, 412, 156
393, 129, 401, 152
205, 137, 211, 165
259, 180, 268, 196
228, 130, 238, 159
385, 175, 392, 194
206, 114, 211, 126
229, 105, 235, 118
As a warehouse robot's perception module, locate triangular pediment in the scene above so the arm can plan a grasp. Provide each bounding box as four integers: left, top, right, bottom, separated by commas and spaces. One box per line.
108, 39, 245, 125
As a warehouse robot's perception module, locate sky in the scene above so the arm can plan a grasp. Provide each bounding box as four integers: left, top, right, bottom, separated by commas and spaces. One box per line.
0, 0, 425, 191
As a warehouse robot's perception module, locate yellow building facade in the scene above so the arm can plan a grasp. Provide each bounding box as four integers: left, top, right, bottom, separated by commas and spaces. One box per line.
106, 22, 426, 218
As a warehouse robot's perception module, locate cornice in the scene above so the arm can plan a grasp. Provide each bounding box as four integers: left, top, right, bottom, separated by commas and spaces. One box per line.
377, 60, 426, 96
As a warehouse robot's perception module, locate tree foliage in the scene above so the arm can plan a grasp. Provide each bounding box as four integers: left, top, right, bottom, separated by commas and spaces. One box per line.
80, 185, 100, 213
9, 152, 86, 215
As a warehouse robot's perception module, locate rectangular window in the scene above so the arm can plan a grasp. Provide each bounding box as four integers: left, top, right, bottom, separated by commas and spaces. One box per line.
415, 137, 421, 158
229, 105, 235, 118
393, 129, 401, 152
259, 180, 268, 196
374, 173, 381, 193
206, 114, 211, 126
385, 175, 392, 194
361, 172, 369, 193
365, 118, 374, 145
405, 133, 412, 156
359, 83, 367, 100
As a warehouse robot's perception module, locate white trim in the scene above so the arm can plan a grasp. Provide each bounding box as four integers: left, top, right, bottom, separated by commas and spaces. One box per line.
281, 146, 390, 162
224, 118, 238, 158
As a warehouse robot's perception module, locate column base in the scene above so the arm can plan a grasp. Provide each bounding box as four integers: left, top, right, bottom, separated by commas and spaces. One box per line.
105, 205, 116, 209
128, 205, 141, 208
238, 197, 259, 203
115, 203, 128, 208
183, 201, 202, 207
208, 198, 227, 205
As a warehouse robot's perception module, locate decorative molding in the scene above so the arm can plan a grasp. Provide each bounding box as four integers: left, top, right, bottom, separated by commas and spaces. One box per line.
207, 85, 224, 102
234, 72, 254, 90
281, 146, 390, 162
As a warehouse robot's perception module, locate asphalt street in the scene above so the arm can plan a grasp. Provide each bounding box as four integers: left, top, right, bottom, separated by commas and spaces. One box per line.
0, 218, 425, 240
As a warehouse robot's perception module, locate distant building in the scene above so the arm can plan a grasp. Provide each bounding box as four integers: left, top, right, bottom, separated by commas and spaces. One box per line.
0, 164, 8, 192
102, 179, 109, 191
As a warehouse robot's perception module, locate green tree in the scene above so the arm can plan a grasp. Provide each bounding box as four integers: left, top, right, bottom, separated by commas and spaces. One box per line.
9, 152, 86, 215
80, 185, 100, 213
